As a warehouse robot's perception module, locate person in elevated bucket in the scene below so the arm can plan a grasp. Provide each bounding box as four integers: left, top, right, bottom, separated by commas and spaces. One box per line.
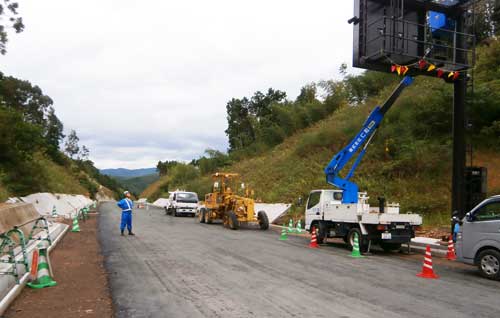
117, 191, 135, 236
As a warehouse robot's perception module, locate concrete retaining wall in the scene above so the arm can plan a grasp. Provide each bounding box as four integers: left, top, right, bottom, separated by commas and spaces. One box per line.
255, 203, 291, 224
0, 203, 40, 242
19, 193, 93, 218
152, 198, 169, 208
0, 203, 69, 304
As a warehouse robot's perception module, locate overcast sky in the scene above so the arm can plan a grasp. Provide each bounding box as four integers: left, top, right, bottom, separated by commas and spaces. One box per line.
1, 0, 357, 169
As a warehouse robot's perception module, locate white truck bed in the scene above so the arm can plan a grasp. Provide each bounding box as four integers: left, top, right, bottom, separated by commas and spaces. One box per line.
361, 212, 422, 225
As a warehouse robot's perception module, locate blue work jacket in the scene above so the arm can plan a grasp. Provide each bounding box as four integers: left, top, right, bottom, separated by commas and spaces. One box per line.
117, 198, 134, 212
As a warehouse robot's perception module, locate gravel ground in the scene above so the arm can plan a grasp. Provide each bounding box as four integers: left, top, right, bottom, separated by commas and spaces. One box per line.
5, 214, 113, 318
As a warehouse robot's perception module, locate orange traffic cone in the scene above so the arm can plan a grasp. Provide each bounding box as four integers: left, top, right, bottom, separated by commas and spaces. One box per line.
309, 226, 319, 248
446, 235, 457, 261
417, 245, 439, 279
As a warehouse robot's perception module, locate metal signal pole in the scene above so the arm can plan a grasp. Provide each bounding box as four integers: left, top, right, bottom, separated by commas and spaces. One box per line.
451, 11, 467, 219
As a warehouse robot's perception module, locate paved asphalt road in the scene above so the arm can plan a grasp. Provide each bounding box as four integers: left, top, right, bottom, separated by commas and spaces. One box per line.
99, 202, 500, 318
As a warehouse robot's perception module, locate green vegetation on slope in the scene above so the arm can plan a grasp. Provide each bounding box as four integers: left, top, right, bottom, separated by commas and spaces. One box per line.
0, 72, 124, 200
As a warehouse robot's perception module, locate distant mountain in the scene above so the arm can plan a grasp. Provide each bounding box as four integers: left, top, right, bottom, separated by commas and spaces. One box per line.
116, 174, 160, 195
100, 168, 158, 178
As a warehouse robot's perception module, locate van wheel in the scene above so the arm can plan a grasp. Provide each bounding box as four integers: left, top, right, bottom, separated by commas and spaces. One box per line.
477, 249, 500, 280
347, 228, 368, 253
257, 211, 269, 230
227, 211, 239, 230
199, 209, 206, 223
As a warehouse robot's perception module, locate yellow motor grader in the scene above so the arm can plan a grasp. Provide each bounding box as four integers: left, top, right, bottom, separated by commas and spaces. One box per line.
199, 173, 269, 230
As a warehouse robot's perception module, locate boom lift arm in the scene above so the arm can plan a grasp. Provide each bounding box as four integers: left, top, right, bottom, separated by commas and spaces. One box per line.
324, 76, 414, 204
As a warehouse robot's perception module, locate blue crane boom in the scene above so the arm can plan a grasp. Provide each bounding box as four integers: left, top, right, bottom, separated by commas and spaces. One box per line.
324, 76, 414, 204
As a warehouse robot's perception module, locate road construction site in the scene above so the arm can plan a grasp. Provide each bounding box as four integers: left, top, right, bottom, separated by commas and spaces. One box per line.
99, 202, 499, 318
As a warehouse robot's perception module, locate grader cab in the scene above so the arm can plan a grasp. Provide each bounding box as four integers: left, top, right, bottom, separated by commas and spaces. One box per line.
199, 173, 269, 230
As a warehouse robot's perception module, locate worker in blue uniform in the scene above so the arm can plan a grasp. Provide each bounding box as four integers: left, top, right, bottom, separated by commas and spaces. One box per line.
117, 191, 135, 236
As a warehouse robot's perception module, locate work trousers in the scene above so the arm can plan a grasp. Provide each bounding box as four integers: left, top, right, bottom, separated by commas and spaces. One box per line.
120, 211, 132, 232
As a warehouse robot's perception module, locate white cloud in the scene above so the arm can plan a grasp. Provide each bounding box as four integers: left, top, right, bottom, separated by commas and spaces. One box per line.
1, 0, 357, 169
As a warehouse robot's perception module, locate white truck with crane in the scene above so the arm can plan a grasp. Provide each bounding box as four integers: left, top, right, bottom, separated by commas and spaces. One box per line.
305, 76, 422, 252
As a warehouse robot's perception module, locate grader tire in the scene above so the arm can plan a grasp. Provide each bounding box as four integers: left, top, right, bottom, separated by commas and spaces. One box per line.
257, 211, 269, 230
204, 210, 213, 224
227, 211, 239, 230
199, 209, 206, 223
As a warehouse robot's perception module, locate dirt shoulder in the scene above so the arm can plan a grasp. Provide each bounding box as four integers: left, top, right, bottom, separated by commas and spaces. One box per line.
4, 214, 113, 318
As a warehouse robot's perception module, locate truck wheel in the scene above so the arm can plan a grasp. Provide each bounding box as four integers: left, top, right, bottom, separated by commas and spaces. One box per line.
314, 221, 327, 244
380, 242, 402, 252
204, 210, 213, 224
174, 208, 179, 217
199, 209, 206, 223
257, 211, 269, 230
347, 228, 368, 253
227, 211, 239, 230
477, 249, 500, 280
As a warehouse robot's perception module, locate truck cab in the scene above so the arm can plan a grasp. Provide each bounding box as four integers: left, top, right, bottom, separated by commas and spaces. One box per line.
456, 195, 500, 280
167, 191, 199, 217
305, 189, 422, 252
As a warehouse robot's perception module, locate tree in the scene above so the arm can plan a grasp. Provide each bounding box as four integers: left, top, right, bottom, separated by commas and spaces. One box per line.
0, 72, 54, 126
248, 88, 287, 118
79, 145, 90, 161
156, 160, 178, 176
44, 107, 65, 161
64, 130, 80, 159
296, 84, 317, 104
225, 89, 287, 151
0, 0, 24, 55
195, 149, 231, 174
225, 97, 255, 151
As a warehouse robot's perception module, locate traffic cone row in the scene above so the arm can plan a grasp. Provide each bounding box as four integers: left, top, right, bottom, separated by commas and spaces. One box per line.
296, 220, 303, 234
279, 224, 288, 240
350, 233, 363, 258
71, 216, 80, 232
27, 245, 57, 289
416, 245, 439, 279
309, 226, 319, 248
446, 235, 457, 261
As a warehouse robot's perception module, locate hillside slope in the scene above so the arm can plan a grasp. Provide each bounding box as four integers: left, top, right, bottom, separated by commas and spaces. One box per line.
0, 152, 120, 201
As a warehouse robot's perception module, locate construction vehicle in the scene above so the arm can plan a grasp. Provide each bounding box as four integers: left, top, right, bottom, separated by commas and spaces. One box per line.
199, 173, 269, 230
305, 76, 422, 252
166, 190, 199, 217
